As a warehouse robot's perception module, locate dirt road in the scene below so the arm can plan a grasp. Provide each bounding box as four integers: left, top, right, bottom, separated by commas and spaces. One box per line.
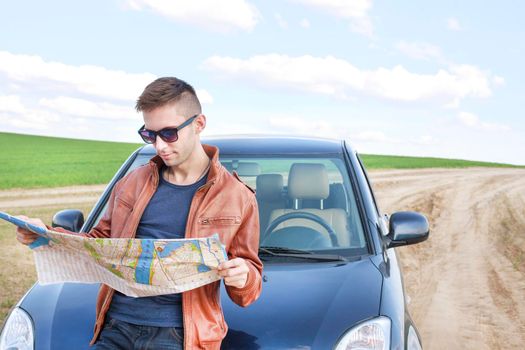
369, 168, 525, 349
1, 168, 524, 349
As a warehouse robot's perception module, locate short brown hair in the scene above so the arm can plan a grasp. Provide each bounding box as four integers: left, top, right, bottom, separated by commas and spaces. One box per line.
135, 77, 202, 116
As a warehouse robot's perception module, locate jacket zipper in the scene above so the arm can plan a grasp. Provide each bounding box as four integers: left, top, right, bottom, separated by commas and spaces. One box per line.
182, 179, 219, 347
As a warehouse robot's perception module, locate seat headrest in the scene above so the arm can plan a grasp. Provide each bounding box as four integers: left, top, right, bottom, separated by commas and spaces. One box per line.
288, 163, 329, 200
256, 174, 284, 201
236, 162, 261, 176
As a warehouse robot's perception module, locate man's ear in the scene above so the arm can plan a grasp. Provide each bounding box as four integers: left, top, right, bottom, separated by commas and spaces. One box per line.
194, 114, 206, 134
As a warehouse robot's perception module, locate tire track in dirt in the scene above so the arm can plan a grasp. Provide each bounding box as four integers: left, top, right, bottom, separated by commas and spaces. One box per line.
370, 168, 525, 349
0, 185, 106, 210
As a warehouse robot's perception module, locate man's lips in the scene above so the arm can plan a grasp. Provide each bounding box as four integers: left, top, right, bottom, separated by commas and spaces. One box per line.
159, 152, 175, 159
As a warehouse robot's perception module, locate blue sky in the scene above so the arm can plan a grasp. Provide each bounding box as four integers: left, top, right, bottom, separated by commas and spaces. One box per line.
0, 0, 523, 164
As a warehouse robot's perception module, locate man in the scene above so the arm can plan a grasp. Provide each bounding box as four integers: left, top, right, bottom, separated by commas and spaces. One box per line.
16, 77, 263, 349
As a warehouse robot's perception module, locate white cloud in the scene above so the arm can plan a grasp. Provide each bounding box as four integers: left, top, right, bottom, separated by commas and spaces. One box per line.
492, 75, 505, 86
0, 51, 214, 106
0, 95, 27, 114
0, 51, 155, 101
351, 131, 400, 143
39, 96, 138, 120
274, 13, 288, 29
202, 54, 498, 105
127, 0, 260, 32
300, 18, 311, 28
0, 51, 214, 142
395, 41, 444, 62
412, 135, 435, 145
266, 117, 401, 146
0, 95, 60, 131
0, 108, 61, 131
196, 89, 214, 104
447, 17, 462, 31
457, 112, 510, 132
268, 116, 347, 139
292, 0, 373, 36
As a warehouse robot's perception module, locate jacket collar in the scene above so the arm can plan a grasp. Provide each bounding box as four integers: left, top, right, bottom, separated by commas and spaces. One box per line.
149, 143, 222, 184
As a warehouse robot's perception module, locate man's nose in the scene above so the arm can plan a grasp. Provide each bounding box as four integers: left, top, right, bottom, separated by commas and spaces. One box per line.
154, 136, 168, 152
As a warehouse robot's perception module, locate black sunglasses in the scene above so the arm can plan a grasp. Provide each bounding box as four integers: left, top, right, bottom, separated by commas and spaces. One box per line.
138, 115, 198, 144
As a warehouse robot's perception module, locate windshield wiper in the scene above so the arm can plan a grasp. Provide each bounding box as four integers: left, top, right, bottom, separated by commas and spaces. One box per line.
259, 246, 347, 262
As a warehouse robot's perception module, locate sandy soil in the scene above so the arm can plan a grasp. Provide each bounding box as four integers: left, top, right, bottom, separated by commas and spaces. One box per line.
1, 168, 524, 349
0, 184, 106, 209
369, 167, 525, 349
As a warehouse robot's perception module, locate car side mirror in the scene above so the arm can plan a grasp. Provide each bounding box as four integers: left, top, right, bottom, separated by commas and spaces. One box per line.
386, 211, 429, 248
52, 209, 85, 233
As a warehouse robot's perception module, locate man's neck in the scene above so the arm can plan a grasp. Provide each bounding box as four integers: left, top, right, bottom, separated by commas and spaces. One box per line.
164, 146, 210, 185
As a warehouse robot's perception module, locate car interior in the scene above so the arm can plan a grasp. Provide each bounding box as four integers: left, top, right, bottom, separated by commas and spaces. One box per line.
221, 159, 365, 251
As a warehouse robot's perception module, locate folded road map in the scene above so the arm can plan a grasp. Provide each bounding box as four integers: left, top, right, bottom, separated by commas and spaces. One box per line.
0, 211, 228, 297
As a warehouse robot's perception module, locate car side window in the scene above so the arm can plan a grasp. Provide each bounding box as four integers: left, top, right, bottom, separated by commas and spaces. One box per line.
355, 153, 381, 216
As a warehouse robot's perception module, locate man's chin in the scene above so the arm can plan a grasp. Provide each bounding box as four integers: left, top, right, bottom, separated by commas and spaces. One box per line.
161, 156, 184, 168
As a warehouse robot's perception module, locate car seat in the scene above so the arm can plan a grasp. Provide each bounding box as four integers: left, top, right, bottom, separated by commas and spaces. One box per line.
256, 174, 285, 234
266, 163, 350, 247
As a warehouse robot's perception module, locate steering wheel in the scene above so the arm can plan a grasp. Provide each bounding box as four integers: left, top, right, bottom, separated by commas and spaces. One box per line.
263, 211, 339, 247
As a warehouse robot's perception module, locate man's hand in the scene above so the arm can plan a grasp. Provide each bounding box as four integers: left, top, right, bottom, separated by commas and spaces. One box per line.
217, 258, 249, 289
15, 215, 46, 246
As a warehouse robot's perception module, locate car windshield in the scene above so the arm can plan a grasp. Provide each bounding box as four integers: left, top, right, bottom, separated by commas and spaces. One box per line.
221, 156, 367, 257
91, 152, 368, 258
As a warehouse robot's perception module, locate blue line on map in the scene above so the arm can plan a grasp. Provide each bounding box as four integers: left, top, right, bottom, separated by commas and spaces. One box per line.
198, 264, 211, 272
135, 239, 154, 285
0, 211, 48, 235
206, 237, 224, 263
196, 239, 211, 273
157, 241, 186, 258
29, 236, 50, 249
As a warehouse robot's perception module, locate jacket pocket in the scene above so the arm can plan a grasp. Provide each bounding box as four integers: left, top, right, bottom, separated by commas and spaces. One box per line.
199, 216, 241, 226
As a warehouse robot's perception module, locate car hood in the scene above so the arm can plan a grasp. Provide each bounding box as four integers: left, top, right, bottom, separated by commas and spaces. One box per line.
20, 282, 99, 349
221, 257, 383, 349
19, 258, 382, 350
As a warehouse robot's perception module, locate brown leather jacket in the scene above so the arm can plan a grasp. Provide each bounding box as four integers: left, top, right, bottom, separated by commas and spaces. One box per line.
75, 144, 262, 349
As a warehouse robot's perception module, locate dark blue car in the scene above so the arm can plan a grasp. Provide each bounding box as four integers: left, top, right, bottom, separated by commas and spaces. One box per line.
1, 136, 428, 350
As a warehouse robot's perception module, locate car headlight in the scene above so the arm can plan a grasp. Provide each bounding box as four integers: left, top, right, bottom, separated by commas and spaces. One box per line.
0, 307, 34, 350
334, 316, 391, 350
407, 326, 422, 350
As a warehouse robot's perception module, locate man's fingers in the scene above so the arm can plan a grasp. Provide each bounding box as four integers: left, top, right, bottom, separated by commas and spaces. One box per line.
16, 228, 38, 238
16, 231, 38, 245
14, 216, 43, 246
218, 257, 247, 270
16, 225, 39, 236
224, 276, 245, 285
27, 218, 46, 228
218, 259, 239, 270
218, 266, 247, 278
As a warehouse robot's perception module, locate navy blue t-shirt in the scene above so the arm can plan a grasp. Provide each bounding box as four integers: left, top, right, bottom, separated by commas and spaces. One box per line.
107, 166, 208, 327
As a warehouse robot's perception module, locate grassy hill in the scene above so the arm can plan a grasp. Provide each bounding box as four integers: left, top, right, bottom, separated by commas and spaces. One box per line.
0, 132, 522, 189
359, 153, 524, 169
0, 132, 141, 189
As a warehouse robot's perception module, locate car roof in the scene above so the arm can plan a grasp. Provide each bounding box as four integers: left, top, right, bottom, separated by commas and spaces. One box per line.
139, 135, 349, 156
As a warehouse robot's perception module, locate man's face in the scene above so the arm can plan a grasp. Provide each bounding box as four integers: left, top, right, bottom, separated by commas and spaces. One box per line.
142, 103, 204, 168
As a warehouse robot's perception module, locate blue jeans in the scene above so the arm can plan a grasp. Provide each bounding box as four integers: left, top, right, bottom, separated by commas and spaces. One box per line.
92, 317, 184, 350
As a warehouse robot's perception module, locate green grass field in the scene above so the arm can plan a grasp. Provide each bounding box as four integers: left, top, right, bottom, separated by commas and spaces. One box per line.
0, 132, 141, 189
0, 132, 522, 189
359, 153, 524, 169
